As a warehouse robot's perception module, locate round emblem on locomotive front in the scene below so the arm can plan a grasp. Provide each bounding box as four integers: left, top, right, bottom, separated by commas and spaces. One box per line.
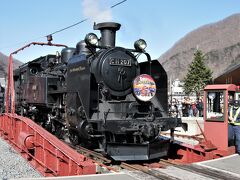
133, 74, 156, 102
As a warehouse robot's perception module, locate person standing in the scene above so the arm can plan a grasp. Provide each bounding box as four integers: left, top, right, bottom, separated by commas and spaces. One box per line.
228, 100, 240, 154
176, 100, 183, 117
182, 97, 188, 117
188, 98, 193, 117
192, 100, 198, 117
196, 98, 204, 117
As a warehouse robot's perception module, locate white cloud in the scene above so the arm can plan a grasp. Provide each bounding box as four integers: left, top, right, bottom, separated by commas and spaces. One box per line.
82, 0, 112, 23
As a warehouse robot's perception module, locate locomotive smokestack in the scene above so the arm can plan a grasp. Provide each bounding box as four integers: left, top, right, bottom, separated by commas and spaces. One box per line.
94, 22, 121, 47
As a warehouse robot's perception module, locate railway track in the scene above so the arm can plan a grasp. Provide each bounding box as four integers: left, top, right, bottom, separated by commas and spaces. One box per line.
64, 141, 240, 180
63, 140, 180, 179
64, 141, 118, 173
75, 145, 112, 164
66, 143, 179, 179
120, 162, 180, 180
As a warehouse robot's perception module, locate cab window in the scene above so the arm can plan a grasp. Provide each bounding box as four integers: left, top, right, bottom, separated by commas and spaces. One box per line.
20, 72, 26, 83
206, 91, 225, 121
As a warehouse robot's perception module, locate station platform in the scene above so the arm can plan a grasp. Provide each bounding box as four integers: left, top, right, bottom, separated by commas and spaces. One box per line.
152, 154, 240, 180
195, 154, 240, 178
175, 117, 204, 136
18, 173, 137, 180
163, 117, 204, 145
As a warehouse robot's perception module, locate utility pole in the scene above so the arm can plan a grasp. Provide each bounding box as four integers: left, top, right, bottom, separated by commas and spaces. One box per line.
170, 77, 173, 107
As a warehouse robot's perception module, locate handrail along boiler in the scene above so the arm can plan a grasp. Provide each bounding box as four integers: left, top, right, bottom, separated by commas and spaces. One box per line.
14, 22, 185, 161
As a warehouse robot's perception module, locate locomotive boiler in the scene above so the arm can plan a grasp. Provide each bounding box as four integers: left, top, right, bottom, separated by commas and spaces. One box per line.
14, 22, 185, 161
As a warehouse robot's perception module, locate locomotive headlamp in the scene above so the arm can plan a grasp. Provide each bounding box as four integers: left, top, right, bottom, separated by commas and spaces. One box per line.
85, 33, 98, 46
134, 39, 147, 51
133, 74, 156, 102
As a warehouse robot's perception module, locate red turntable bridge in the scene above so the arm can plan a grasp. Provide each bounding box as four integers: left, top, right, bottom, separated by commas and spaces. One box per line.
0, 113, 96, 177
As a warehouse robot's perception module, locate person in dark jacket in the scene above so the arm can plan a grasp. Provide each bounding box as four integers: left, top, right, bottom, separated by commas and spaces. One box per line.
196, 98, 203, 117
228, 100, 240, 154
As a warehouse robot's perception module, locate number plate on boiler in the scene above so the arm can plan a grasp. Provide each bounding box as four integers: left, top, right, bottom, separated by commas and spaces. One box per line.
109, 58, 131, 66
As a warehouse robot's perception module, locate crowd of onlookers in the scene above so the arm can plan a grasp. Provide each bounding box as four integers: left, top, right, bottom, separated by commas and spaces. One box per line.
169, 97, 204, 117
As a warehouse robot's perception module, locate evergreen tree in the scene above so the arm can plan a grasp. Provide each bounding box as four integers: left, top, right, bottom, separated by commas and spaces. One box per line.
183, 49, 212, 97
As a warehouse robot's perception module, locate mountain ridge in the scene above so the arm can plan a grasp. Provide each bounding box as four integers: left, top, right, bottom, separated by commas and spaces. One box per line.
159, 13, 240, 80
0, 52, 23, 78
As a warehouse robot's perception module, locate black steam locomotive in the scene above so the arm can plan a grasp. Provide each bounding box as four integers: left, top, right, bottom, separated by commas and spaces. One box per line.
14, 22, 185, 161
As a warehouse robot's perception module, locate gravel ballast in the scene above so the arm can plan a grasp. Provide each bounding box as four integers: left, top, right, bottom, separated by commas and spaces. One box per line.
0, 137, 42, 179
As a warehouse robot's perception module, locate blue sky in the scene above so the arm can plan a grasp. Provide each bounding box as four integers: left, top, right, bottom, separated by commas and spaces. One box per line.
0, 0, 239, 62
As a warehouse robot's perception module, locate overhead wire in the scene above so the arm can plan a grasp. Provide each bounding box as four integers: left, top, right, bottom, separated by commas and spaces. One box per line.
48, 0, 127, 37
48, 18, 88, 36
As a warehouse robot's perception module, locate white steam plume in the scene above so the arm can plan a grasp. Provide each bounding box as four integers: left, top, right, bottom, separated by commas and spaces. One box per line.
82, 0, 112, 23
